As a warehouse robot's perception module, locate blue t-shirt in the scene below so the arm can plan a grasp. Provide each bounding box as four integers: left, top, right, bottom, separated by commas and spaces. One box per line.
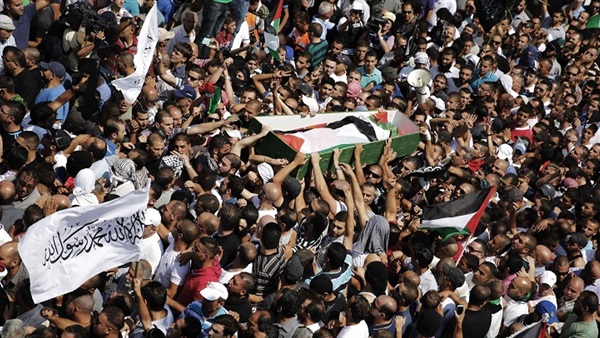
11, 4, 37, 50
35, 85, 69, 122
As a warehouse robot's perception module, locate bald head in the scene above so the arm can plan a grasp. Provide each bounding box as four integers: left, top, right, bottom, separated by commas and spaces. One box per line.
375, 295, 397, 319
514, 276, 532, 293
238, 242, 258, 265
263, 182, 282, 204
142, 86, 158, 103
0, 180, 15, 204
53, 195, 71, 211
178, 219, 200, 244
534, 245, 552, 267
197, 212, 220, 235
401, 270, 420, 288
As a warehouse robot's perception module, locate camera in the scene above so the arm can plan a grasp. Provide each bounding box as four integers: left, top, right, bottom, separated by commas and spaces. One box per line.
62, 2, 109, 33
367, 16, 387, 33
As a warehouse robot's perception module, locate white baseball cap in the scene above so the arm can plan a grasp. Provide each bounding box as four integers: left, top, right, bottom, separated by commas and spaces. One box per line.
200, 282, 229, 301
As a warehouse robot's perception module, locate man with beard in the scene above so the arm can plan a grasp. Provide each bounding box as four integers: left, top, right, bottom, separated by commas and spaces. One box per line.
560, 291, 598, 338
34, 61, 68, 124
2, 0, 51, 50
502, 276, 532, 333
557, 276, 584, 321
446, 64, 474, 93
296, 293, 325, 334
431, 48, 459, 80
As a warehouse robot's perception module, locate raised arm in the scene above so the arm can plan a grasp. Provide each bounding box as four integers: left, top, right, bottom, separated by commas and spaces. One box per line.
231, 125, 271, 157
339, 163, 368, 230
354, 144, 366, 184
342, 187, 355, 250
310, 152, 339, 216
186, 116, 239, 135
133, 278, 153, 331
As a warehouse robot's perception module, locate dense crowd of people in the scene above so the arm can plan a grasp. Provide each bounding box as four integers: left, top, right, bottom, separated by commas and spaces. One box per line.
0, 0, 599, 338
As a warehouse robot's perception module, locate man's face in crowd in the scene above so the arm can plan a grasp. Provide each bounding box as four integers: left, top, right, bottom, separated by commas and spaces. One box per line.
296, 56, 309, 71
147, 139, 164, 159
355, 46, 369, 61
173, 140, 190, 156
364, 56, 377, 73
208, 324, 226, 338
218, 156, 233, 176
320, 82, 334, 100
479, 60, 492, 76
15, 172, 36, 199
331, 41, 344, 55
158, 116, 174, 135
133, 112, 149, 130
0, 28, 12, 42
458, 68, 472, 85
170, 109, 183, 128
433, 76, 446, 92
6, 0, 24, 17
361, 185, 376, 205
240, 90, 256, 104
472, 264, 493, 284
187, 70, 202, 89
564, 278, 584, 301
323, 59, 336, 75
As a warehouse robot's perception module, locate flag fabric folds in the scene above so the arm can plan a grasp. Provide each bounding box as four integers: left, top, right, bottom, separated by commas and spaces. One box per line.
19, 185, 150, 303
264, 0, 284, 58
419, 186, 496, 240
112, 5, 159, 104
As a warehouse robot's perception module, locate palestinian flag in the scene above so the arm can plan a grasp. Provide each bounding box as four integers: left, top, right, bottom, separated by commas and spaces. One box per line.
419, 186, 496, 240
271, 0, 283, 32
264, 31, 280, 59
264, 0, 284, 59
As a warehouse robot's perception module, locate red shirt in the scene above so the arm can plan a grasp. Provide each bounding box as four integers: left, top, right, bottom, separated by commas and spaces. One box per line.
177, 259, 222, 306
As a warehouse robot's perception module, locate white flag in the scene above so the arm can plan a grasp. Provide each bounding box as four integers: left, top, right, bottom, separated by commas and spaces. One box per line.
112, 5, 159, 104
19, 186, 149, 303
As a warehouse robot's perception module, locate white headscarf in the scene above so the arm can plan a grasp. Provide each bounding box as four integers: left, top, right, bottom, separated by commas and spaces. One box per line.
69, 169, 99, 207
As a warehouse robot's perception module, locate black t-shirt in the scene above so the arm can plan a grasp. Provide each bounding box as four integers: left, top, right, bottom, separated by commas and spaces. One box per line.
225, 296, 253, 323
462, 308, 492, 338
215, 232, 241, 268
14, 69, 42, 107
0, 127, 22, 156
322, 293, 346, 324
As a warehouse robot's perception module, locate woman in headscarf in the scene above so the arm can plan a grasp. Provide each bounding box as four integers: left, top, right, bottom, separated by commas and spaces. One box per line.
109, 158, 143, 197
69, 169, 99, 207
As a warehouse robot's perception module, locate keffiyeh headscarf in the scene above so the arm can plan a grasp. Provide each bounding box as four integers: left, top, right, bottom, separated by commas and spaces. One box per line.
353, 215, 390, 255
69, 169, 99, 207
111, 158, 144, 190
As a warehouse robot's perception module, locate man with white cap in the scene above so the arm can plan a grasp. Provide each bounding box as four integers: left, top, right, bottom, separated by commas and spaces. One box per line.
0, 14, 15, 74
529, 270, 558, 308
179, 282, 229, 337
140, 208, 165, 274
35, 61, 69, 124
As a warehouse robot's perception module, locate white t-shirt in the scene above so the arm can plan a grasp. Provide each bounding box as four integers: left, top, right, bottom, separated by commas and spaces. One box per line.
140, 233, 165, 274
154, 237, 191, 288
337, 320, 369, 338
503, 297, 528, 327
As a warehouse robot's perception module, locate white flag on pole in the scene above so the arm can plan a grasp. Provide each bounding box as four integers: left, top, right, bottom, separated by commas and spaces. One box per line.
18, 185, 150, 303
112, 5, 159, 104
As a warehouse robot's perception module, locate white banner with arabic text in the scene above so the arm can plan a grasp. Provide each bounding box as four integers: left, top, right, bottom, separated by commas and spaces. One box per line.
19, 185, 149, 303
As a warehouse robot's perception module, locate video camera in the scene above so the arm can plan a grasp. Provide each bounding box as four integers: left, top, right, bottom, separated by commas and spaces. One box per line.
367, 16, 387, 33
62, 2, 110, 33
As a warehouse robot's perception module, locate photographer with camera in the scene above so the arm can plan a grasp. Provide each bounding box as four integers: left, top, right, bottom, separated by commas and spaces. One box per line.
367, 11, 395, 58
336, 2, 366, 52
101, 17, 138, 80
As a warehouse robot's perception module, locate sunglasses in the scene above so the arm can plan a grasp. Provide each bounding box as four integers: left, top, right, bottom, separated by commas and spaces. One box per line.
368, 171, 381, 178
188, 75, 199, 81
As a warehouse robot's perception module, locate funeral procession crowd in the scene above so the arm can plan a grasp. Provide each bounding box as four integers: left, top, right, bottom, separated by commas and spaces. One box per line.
1, 0, 600, 338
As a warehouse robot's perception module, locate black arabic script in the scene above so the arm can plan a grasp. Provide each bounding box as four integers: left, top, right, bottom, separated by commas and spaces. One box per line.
42, 209, 145, 267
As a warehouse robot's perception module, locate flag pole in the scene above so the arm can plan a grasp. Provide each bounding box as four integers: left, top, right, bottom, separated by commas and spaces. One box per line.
455, 233, 473, 264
